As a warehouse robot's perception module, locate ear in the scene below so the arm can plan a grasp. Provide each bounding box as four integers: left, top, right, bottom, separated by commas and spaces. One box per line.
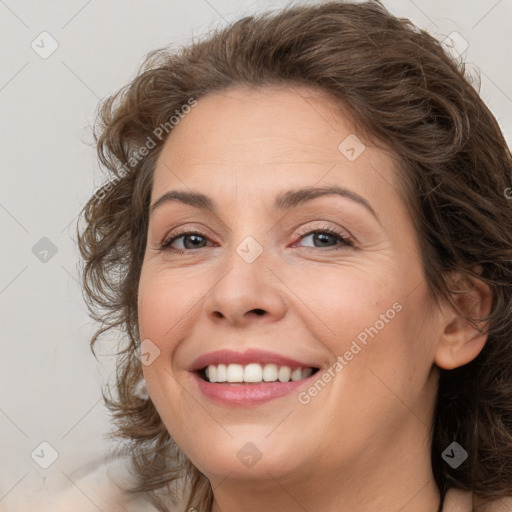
434, 266, 493, 370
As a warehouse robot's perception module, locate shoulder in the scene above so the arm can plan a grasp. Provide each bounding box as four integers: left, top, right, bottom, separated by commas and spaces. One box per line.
10, 455, 187, 512
62, 457, 164, 512
444, 488, 512, 512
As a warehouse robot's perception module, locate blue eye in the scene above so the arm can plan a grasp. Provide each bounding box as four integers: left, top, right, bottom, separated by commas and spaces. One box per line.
160, 230, 210, 252
159, 226, 353, 253
294, 227, 353, 250
301, 229, 353, 248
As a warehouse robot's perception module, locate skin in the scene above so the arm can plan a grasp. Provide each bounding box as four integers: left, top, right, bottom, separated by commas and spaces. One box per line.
138, 85, 492, 512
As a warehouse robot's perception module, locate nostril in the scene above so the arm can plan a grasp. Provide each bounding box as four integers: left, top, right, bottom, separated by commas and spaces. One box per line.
252, 309, 265, 316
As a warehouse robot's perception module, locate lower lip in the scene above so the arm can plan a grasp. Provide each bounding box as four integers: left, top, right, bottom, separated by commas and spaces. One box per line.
190, 371, 316, 406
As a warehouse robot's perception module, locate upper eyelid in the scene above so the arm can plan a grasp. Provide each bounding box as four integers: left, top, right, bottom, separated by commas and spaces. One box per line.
157, 216, 354, 235
150, 198, 373, 235
160, 221, 350, 239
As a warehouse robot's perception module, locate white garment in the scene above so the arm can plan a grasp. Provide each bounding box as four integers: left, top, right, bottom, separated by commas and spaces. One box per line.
3, 457, 511, 512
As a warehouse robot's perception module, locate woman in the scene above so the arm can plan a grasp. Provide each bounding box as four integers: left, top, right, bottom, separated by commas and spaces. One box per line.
78, 1, 512, 511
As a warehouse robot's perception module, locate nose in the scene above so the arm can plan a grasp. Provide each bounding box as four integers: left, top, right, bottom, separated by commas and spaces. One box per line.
203, 240, 288, 328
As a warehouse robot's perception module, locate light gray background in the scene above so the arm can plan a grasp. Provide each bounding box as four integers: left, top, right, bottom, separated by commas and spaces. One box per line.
1, 0, 511, 510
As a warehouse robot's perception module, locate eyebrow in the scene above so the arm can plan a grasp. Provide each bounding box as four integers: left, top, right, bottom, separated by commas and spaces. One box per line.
150, 185, 381, 224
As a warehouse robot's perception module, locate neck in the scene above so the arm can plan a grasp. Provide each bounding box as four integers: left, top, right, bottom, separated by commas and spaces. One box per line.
209, 430, 441, 512
210, 478, 440, 512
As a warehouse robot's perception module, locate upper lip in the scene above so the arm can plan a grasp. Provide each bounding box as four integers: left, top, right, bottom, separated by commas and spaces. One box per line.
188, 348, 320, 372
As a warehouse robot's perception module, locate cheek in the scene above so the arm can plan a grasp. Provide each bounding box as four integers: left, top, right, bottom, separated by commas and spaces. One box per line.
137, 264, 202, 348
294, 262, 435, 389
137, 277, 173, 342
340, 283, 438, 421
281, 262, 404, 346
137, 269, 193, 424
137, 264, 212, 410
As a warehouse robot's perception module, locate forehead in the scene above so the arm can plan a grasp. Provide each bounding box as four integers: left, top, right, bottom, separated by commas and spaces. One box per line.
151, 85, 401, 211
156, 85, 354, 166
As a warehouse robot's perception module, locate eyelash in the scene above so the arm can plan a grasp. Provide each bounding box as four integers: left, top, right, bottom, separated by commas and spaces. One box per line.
159, 226, 354, 254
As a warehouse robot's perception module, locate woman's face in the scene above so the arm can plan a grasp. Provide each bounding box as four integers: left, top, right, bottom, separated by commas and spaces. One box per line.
138, 86, 444, 492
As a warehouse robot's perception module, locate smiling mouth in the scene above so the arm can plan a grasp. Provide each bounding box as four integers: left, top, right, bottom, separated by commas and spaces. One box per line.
198, 363, 320, 384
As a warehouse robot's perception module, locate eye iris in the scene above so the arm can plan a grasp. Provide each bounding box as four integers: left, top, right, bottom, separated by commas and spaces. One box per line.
314, 232, 337, 247
183, 234, 206, 249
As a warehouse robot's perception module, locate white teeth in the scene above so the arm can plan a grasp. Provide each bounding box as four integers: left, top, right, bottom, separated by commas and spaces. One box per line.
226, 363, 244, 382
217, 364, 227, 382
290, 368, 302, 381
203, 363, 315, 383
263, 363, 278, 382
244, 363, 263, 382
278, 366, 291, 382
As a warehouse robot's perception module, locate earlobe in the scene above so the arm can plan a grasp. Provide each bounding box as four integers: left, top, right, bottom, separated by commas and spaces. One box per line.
434, 267, 493, 370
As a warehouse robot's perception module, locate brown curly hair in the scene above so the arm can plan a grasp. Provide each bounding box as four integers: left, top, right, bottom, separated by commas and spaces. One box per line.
77, 1, 512, 510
